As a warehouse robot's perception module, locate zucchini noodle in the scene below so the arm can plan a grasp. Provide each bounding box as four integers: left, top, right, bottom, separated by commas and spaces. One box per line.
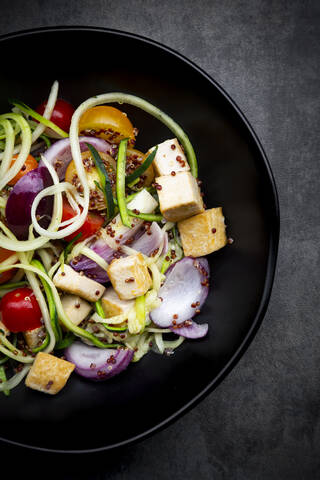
0, 365, 30, 393
75, 246, 109, 272
18, 253, 56, 353
0, 114, 32, 190
0, 80, 58, 162
0, 332, 34, 363
0, 118, 15, 177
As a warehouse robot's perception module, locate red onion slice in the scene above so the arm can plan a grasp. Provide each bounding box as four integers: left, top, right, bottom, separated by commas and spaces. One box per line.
170, 320, 208, 338
5, 166, 53, 240
70, 222, 163, 284
150, 257, 210, 328
40, 136, 115, 180
131, 222, 164, 257
64, 341, 133, 381
70, 239, 116, 283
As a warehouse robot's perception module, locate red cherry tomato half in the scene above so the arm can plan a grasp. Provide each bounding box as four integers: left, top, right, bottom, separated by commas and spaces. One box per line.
0, 287, 42, 333
36, 98, 75, 132
61, 198, 104, 242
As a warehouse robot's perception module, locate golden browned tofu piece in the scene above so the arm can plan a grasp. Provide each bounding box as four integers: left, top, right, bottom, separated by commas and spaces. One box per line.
156, 172, 204, 222
107, 253, 152, 300
23, 327, 46, 350
101, 288, 134, 317
25, 352, 75, 395
178, 208, 227, 257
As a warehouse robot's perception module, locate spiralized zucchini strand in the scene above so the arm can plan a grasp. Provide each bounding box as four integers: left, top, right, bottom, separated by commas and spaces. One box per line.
0, 114, 32, 190
0, 118, 15, 177
0, 365, 30, 393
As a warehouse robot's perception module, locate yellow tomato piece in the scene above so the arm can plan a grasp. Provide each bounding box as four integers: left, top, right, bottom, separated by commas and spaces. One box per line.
79, 106, 136, 145
65, 151, 116, 210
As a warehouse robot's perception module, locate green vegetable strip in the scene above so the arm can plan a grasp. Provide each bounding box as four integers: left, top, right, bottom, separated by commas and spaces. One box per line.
104, 324, 127, 333
0, 366, 9, 396
135, 295, 146, 332
9, 99, 69, 138
161, 253, 172, 274
31, 333, 50, 354
0, 119, 15, 178
95, 300, 105, 318
63, 232, 82, 261
116, 138, 131, 228
55, 332, 75, 350
127, 211, 163, 222
86, 143, 115, 219
95, 300, 126, 333
40, 134, 51, 148
125, 146, 158, 185
0, 281, 28, 290
30, 259, 62, 344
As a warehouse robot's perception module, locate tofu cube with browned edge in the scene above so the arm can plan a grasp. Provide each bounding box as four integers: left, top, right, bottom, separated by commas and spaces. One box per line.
178, 207, 227, 257
23, 327, 46, 350
53, 264, 105, 302
101, 288, 134, 317
150, 138, 190, 176
25, 352, 75, 395
61, 295, 92, 328
107, 253, 152, 300
156, 171, 204, 222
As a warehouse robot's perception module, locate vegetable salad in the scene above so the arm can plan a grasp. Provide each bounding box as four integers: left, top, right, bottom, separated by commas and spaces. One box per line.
0, 81, 227, 395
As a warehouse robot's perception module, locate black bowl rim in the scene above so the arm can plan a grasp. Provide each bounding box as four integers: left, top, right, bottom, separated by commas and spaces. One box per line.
0, 25, 280, 454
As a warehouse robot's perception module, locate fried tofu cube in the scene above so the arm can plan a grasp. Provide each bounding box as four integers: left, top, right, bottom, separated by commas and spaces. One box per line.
178, 207, 227, 257
23, 327, 46, 350
25, 352, 75, 395
53, 264, 105, 302
156, 171, 204, 222
150, 138, 190, 176
61, 295, 92, 328
101, 288, 134, 317
107, 253, 152, 300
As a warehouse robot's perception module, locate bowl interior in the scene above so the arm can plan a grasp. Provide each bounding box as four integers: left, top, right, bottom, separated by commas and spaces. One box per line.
0, 28, 279, 452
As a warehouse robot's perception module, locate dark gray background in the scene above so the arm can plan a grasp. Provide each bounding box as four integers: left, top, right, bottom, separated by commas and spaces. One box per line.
1, 1, 319, 478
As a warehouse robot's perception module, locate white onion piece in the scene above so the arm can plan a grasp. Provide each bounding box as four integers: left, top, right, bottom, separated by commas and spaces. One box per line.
150, 257, 210, 328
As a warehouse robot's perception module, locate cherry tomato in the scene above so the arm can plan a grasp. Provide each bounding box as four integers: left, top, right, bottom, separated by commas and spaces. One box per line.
36, 98, 75, 132
61, 198, 104, 242
0, 287, 42, 333
8, 154, 38, 186
78, 106, 136, 145
0, 248, 15, 284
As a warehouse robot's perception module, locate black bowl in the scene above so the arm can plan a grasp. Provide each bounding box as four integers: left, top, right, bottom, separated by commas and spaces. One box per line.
0, 27, 279, 452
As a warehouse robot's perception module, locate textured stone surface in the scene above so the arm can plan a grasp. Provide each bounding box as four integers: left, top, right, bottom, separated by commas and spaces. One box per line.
1, 0, 320, 478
